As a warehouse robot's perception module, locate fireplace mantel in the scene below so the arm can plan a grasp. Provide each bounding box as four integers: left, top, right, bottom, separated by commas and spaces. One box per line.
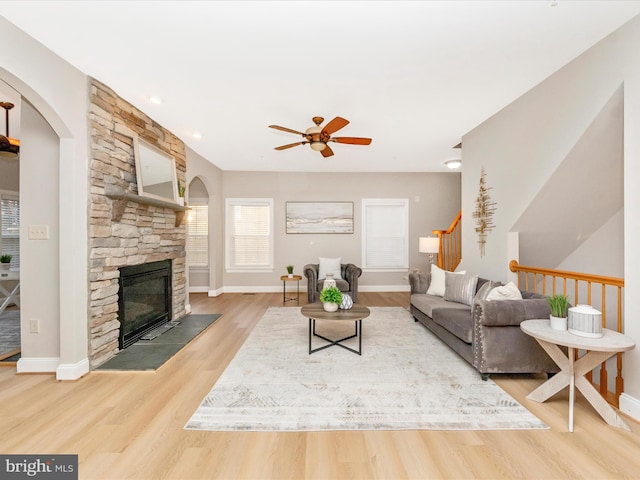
105, 184, 188, 226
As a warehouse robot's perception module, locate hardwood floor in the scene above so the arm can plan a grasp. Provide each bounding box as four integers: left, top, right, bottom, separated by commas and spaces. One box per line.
1, 291, 640, 479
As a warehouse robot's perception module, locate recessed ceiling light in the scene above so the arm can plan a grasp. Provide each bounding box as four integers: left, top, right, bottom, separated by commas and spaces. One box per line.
148, 96, 162, 105
192, 132, 202, 139
445, 159, 462, 169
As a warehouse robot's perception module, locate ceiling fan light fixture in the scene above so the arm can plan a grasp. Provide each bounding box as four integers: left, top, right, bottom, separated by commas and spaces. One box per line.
445, 159, 462, 169
310, 141, 326, 151
0, 102, 19, 159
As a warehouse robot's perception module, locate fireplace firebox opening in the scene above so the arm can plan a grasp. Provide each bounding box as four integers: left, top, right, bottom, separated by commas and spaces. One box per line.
118, 259, 172, 349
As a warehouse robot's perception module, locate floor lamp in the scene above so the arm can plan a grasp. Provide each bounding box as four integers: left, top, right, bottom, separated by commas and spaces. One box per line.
419, 236, 440, 272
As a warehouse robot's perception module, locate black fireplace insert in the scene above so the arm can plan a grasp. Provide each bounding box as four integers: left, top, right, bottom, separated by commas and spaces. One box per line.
118, 259, 172, 349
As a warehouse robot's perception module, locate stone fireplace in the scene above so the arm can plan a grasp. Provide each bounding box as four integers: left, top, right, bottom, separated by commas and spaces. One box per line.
88, 78, 187, 367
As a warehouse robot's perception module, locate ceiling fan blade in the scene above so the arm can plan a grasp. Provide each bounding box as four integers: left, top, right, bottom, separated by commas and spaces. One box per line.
321, 116, 349, 136
320, 144, 334, 158
269, 125, 306, 136
332, 137, 372, 145
274, 141, 305, 150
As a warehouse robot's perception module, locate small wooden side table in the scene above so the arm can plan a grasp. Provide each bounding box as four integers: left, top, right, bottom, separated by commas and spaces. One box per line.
521, 319, 635, 432
280, 274, 302, 305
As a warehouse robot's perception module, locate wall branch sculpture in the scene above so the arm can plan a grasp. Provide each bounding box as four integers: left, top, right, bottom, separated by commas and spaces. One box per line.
472, 167, 497, 257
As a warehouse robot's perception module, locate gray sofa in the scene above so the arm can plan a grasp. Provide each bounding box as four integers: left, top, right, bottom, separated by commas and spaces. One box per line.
409, 272, 558, 379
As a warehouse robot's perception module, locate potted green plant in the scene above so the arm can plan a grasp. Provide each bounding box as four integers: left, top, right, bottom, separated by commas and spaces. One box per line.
0, 254, 12, 271
286, 265, 294, 278
320, 286, 342, 312
546, 294, 569, 330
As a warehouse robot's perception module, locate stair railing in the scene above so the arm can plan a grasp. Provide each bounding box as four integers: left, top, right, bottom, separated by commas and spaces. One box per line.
509, 260, 626, 407
432, 210, 461, 271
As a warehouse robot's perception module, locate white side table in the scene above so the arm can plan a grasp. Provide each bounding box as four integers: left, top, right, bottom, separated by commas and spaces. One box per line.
521, 319, 635, 432
0, 270, 20, 315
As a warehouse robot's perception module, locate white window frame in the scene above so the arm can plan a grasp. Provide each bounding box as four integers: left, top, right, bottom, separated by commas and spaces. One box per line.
0, 190, 20, 270
186, 200, 209, 268
361, 198, 409, 272
225, 198, 274, 273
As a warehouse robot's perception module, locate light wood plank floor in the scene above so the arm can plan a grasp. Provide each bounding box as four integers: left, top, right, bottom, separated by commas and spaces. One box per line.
1, 292, 640, 479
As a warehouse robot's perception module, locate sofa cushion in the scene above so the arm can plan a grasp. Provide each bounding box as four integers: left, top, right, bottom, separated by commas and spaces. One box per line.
486, 282, 522, 301
426, 264, 465, 297
410, 293, 469, 318
432, 307, 473, 344
316, 278, 350, 293
444, 272, 478, 306
318, 257, 343, 280
474, 280, 502, 303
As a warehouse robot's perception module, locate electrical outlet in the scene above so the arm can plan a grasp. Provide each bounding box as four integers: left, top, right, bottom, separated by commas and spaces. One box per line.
28, 224, 49, 240
29, 319, 40, 333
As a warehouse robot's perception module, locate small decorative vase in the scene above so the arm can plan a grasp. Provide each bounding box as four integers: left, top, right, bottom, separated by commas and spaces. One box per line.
323, 302, 339, 313
550, 315, 568, 331
339, 293, 353, 310
323, 273, 337, 290
177, 197, 185, 206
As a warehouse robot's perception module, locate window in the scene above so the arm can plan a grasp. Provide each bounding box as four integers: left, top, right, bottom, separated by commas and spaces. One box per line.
0, 192, 20, 270
187, 204, 209, 267
225, 198, 273, 272
361, 198, 409, 271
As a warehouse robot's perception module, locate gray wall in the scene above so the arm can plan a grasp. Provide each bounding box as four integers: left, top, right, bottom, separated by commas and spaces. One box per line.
220, 171, 460, 290
460, 15, 640, 420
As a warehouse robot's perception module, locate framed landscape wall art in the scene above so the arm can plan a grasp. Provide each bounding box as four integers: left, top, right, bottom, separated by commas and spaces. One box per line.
286, 202, 354, 234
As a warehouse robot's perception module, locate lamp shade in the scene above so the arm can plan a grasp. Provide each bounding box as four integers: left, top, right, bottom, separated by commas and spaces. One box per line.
419, 236, 439, 254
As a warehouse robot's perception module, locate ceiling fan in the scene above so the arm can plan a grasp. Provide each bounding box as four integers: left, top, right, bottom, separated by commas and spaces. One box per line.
269, 116, 372, 158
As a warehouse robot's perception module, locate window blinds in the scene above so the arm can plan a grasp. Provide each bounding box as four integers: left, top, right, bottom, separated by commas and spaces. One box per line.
187, 204, 209, 267
0, 193, 19, 269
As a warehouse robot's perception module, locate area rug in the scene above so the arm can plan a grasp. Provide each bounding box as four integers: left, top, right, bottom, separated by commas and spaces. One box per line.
0, 310, 20, 358
185, 306, 548, 431
97, 313, 221, 371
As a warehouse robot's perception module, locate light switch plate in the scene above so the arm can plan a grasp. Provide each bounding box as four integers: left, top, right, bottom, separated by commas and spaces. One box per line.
28, 224, 49, 240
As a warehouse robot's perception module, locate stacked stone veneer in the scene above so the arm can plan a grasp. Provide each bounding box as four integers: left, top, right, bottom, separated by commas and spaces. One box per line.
88, 78, 187, 367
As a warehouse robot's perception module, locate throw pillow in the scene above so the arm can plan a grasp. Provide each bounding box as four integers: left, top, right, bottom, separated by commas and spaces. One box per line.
426, 264, 466, 297
444, 272, 479, 306
485, 282, 523, 301
318, 257, 343, 280
473, 280, 502, 303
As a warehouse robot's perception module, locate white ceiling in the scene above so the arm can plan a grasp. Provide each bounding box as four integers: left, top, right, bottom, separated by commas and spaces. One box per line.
1, 1, 639, 172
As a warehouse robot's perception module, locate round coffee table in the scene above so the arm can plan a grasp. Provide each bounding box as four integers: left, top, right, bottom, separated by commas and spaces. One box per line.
300, 303, 370, 355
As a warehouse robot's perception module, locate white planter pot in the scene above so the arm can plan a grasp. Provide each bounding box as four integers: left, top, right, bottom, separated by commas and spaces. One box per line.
288, 273, 293, 278
550, 315, 568, 331
323, 302, 339, 312
0, 263, 10, 271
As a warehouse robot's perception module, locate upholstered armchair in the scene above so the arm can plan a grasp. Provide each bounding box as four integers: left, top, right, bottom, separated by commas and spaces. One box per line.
304, 262, 362, 304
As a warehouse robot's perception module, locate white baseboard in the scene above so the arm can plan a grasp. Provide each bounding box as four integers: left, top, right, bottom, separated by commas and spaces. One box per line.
619, 393, 640, 423
56, 358, 90, 381
223, 285, 281, 294
17, 356, 59, 373
359, 285, 411, 292
210, 285, 410, 294
189, 286, 209, 293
